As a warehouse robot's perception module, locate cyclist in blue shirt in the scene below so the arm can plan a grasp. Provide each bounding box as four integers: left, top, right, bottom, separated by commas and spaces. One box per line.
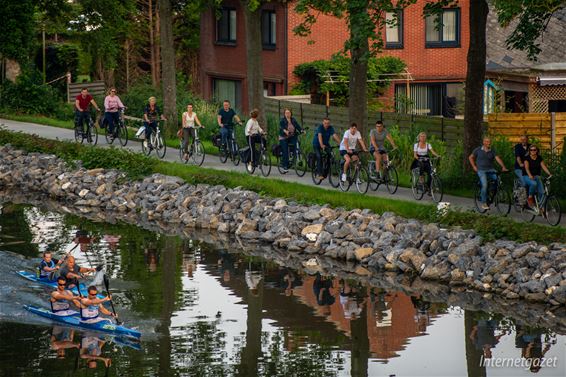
312, 118, 341, 180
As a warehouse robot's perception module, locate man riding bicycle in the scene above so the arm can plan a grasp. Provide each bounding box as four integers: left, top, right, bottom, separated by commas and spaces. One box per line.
75, 88, 101, 141
370, 121, 397, 178
312, 117, 341, 181
339, 123, 368, 182
468, 137, 509, 210
217, 100, 242, 155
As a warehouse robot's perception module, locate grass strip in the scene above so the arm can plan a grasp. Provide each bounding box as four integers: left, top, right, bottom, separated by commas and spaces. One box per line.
0, 125, 564, 244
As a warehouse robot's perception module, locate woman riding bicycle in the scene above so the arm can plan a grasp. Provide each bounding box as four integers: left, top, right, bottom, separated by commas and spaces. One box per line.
103, 88, 125, 140
411, 132, 441, 194
523, 145, 552, 209
180, 103, 203, 161
143, 97, 166, 147
340, 123, 368, 182
245, 109, 266, 169
370, 120, 397, 178
279, 108, 302, 172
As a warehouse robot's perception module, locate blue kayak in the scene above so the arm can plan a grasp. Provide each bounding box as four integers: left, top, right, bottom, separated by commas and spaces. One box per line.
17, 270, 105, 299
24, 305, 141, 339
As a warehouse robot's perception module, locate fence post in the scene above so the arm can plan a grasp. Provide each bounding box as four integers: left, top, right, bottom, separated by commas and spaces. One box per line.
300, 103, 304, 127
441, 116, 445, 142
551, 112, 556, 152
278, 100, 281, 118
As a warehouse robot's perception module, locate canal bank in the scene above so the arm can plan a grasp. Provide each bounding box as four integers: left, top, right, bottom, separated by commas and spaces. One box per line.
1, 145, 565, 306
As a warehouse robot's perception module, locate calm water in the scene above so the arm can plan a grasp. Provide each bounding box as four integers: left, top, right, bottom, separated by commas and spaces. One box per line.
0, 200, 564, 377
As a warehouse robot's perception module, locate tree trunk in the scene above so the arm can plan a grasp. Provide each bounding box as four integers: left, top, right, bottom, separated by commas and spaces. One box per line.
155, 4, 161, 87
159, 0, 177, 131
347, 1, 370, 137
463, 0, 488, 168
241, 1, 265, 124
149, 0, 157, 87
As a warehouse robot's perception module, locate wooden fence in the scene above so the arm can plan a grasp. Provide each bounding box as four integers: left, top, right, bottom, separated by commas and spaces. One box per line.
487, 113, 566, 153
265, 97, 466, 143
67, 81, 106, 103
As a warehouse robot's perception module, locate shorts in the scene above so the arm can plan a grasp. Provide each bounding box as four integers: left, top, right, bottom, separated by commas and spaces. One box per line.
369, 147, 387, 155
340, 150, 359, 157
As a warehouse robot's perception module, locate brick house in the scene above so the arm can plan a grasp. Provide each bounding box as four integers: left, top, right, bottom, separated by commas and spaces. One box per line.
198, 0, 471, 115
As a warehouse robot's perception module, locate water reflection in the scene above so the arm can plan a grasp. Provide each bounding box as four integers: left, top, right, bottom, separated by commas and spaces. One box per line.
0, 200, 565, 376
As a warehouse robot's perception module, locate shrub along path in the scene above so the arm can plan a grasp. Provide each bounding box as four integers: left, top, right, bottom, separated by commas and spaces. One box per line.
1, 117, 565, 236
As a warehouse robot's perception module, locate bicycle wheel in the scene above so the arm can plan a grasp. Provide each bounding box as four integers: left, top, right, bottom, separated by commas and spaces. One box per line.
118, 122, 128, 146
495, 188, 511, 216
260, 150, 272, 177
431, 175, 443, 203
329, 159, 341, 188
191, 141, 205, 166
544, 196, 562, 226
87, 122, 98, 146
385, 166, 399, 194
232, 143, 240, 166
295, 152, 307, 177
339, 166, 351, 192
219, 145, 228, 163
368, 162, 379, 191
155, 134, 167, 159
356, 166, 369, 194
474, 186, 488, 213
411, 171, 425, 200
105, 125, 114, 144
74, 127, 83, 144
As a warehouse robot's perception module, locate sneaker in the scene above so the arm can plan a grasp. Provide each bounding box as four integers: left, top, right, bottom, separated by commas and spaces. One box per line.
282, 168, 289, 173
527, 197, 535, 208
317, 176, 326, 181
481, 203, 490, 210
341, 173, 347, 182
183, 153, 189, 161
143, 141, 148, 148
248, 163, 253, 170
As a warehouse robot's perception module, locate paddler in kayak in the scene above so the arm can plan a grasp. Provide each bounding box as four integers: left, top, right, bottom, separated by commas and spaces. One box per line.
50, 276, 81, 316
79, 285, 117, 324
60, 256, 96, 287
38, 251, 64, 282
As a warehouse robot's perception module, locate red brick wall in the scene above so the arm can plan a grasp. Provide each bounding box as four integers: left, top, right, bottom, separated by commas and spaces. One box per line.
198, 1, 288, 111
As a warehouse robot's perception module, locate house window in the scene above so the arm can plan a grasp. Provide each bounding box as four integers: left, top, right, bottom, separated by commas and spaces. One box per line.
262, 11, 276, 49
425, 8, 460, 48
213, 79, 242, 110
263, 82, 276, 97
216, 8, 237, 44
385, 11, 403, 49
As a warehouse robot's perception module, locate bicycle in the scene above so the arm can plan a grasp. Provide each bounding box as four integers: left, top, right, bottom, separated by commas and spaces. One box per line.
74, 111, 99, 146
515, 177, 561, 226
141, 121, 167, 159
179, 126, 205, 166
311, 146, 340, 188
218, 123, 241, 166
245, 135, 271, 177
338, 151, 370, 194
411, 157, 443, 202
473, 171, 511, 215
276, 128, 308, 177
104, 108, 128, 147
367, 148, 399, 194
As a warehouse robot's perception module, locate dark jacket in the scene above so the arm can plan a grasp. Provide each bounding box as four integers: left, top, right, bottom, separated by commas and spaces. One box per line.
279, 116, 302, 139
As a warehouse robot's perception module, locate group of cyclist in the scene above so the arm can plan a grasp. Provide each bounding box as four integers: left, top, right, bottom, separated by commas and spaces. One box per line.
74, 90, 554, 212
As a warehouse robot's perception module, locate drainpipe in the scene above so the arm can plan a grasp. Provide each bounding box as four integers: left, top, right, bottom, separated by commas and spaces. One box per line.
283, 2, 288, 95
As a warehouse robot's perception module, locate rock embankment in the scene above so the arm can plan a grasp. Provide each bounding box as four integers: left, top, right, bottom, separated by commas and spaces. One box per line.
0, 145, 565, 305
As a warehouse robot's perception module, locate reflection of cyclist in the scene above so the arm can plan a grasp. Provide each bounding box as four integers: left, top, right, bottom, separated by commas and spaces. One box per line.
312, 118, 341, 181
469, 318, 506, 359
75, 88, 101, 140
515, 325, 553, 373
468, 137, 508, 210
313, 273, 335, 315
217, 100, 242, 154
339, 123, 368, 182
370, 121, 397, 177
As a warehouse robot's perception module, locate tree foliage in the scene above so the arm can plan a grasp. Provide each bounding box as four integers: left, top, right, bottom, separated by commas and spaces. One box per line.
0, 0, 36, 62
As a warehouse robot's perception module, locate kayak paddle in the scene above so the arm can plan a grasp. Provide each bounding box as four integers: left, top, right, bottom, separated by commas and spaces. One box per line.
103, 274, 122, 325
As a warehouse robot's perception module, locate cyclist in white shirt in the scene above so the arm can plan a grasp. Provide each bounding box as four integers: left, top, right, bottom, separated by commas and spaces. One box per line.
245, 109, 266, 168
339, 123, 369, 181
411, 132, 441, 193
180, 103, 203, 161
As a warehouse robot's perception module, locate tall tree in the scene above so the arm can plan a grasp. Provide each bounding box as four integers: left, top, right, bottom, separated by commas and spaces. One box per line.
0, 0, 36, 63
294, 0, 416, 136
241, 0, 265, 122
159, 0, 178, 130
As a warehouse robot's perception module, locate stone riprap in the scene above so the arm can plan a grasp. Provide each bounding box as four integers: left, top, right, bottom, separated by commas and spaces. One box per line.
0, 145, 565, 305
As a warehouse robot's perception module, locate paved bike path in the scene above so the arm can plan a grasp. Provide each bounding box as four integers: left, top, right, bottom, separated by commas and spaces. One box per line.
1, 118, 563, 227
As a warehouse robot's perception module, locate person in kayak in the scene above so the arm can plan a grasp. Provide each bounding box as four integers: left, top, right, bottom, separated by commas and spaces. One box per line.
79, 285, 116, 324
38, 251, 63, 282
50, 276, 81, 316
60, 256, 96, 287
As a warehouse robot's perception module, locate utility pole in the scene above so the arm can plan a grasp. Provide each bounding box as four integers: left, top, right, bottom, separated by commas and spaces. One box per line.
42, 23, 46, 84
